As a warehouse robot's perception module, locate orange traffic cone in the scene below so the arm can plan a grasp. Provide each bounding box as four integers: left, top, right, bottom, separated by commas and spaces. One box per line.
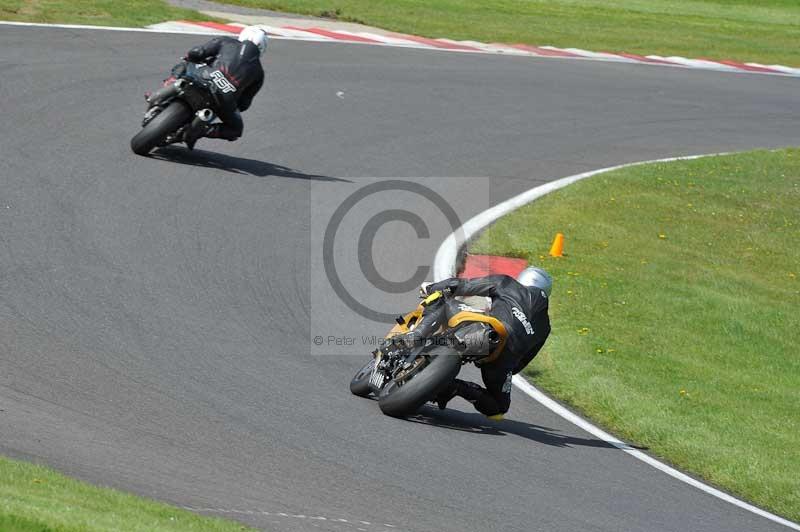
549, 233, 564, 257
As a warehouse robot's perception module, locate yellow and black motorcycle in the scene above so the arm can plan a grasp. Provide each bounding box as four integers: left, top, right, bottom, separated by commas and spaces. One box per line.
350, 290, 508, 417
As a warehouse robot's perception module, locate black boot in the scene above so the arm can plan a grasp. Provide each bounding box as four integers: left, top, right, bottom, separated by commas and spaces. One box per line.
183, 123, 211, 151
434, 379, 464, 410
451, 380, 506, 420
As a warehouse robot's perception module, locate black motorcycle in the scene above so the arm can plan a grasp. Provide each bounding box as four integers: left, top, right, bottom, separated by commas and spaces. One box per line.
350, 290, 508, 417
131, 63, 227, 155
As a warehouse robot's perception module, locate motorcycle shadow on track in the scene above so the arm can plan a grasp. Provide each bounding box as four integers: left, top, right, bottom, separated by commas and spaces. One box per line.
408, 407, 643, 450
149, 146, 352, 183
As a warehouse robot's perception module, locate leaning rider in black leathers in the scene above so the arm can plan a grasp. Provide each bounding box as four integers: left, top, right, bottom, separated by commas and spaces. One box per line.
150, 26, 267, 150
414, 267, 552, 420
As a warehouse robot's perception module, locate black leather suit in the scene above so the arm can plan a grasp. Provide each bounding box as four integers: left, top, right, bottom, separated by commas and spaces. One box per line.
183, 36, 265, 140
423, 275, 551, 417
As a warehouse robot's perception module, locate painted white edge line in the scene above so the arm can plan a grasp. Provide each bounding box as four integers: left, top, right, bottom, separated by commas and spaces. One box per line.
3, 20, 799, 77
432, 152, 800, 531
562, 48, 639, 63
0, 19, 221, 35
147, 21, 225, 34
749, 63, 800, 76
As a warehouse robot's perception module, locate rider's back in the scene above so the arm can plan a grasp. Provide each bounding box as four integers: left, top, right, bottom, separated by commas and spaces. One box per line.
187, 37, 264, 110
485, 276, 551, 367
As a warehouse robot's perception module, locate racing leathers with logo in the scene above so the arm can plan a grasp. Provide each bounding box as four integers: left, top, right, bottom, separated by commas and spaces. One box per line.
182, 36, 264, 147
151, 30, 266, 149
420, 275, 551, 419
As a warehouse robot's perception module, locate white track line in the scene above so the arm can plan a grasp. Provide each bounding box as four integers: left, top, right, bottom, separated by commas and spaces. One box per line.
438, 38, 533, 56
254, 25, 327, 39
0, 19, 221, 35
662, 56, 740, 71
562, 48, 639, 63
338, 31, 431, 48
147, 21, 223, 34
748, 63, 800, 76
3, 20, 799, 77
432, 153, 800, 531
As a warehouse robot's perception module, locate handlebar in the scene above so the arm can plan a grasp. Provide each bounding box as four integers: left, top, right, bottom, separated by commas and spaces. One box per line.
419, 287, 453, 307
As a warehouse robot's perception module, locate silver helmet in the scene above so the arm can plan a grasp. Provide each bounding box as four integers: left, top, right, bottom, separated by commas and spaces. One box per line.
517, 267, 553, 297
238, 26, 269, 55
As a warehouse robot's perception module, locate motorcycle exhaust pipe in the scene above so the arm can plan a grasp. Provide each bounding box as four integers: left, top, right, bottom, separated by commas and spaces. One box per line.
189, 108, 216, 130
453, 323, 500, 356
195, 109, 214, 122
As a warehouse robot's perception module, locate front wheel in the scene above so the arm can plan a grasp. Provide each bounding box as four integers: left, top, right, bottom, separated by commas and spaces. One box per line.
378, 346, 461, 418
131, 100, 192, 155
350, 359, 375, 397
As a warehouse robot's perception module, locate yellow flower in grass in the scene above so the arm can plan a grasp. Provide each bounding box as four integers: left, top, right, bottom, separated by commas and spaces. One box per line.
658, 233, 667, 240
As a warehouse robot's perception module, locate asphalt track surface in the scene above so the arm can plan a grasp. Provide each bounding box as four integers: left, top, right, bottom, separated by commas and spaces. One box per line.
1, 25, 799, 532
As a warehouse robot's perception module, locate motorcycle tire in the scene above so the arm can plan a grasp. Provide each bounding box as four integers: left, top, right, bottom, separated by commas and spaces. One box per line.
131, 101, 192, 156
378, 346, 461, 418
350, 358, 375, 397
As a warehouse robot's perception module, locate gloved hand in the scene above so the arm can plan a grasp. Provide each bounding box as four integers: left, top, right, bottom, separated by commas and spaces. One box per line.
421, 282, 457, 303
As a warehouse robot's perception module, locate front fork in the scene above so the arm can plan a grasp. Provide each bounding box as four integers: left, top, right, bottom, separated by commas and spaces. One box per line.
142, 79, 186, 127
146, 78, 184, 108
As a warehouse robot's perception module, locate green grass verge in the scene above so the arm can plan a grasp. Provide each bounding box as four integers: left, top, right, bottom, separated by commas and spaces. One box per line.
215, 0, 800, 66
471, 148, 800, 522
0, 0, 223, 27
0, 455, 253, 532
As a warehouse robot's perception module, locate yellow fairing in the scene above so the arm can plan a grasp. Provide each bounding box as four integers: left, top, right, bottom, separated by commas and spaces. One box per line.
447, 311, 508, 364
386, 291, 443, 338
385, 298, 509, 364
386, 306, 424, 338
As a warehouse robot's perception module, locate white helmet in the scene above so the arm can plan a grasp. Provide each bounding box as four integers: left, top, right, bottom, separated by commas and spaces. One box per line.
238, 26, 268, 55
517, 267, 553, 298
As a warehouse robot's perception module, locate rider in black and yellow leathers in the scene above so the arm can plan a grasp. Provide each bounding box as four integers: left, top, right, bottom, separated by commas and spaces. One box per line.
413, 268, 552, 419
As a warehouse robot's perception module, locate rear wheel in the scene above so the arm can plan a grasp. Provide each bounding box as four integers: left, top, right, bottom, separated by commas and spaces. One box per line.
378, 346, 461, 418
350, 359, 375, 397
131, 101, 192, 155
